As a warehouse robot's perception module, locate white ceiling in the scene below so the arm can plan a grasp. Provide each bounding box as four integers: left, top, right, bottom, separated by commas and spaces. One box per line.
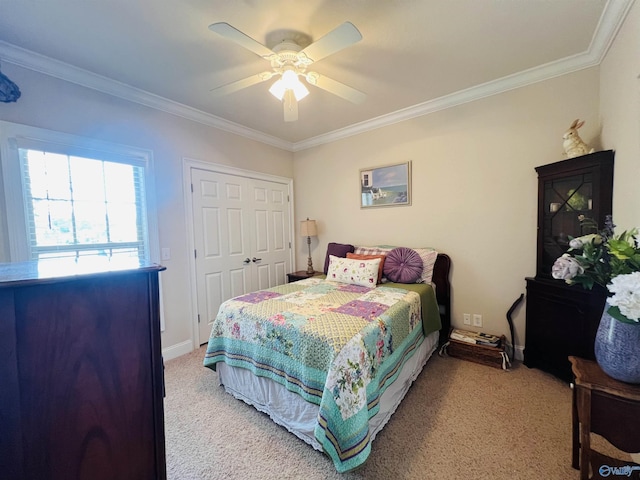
0, 0, 633, 151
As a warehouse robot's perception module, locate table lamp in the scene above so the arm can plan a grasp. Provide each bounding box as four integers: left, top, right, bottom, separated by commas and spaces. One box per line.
300, 218, 318, 274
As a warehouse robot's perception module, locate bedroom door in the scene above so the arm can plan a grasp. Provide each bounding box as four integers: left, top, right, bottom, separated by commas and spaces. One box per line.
191, 168, 292, 344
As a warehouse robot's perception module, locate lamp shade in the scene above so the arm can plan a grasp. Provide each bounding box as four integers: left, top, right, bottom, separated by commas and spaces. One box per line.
269, 69, 309, 102
300, 219, 317, 237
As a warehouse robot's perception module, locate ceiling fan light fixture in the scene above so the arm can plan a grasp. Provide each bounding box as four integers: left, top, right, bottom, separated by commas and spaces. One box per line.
268, 79, 287, 100
210, 21, 366, 123
281, 69, 298, 87
291, 80, 309, 101
269, 69, 309, 101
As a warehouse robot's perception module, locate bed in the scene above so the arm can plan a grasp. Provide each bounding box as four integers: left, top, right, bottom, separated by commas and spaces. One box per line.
203, 248, 451, 472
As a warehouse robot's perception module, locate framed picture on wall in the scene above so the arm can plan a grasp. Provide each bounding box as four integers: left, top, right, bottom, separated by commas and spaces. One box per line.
360, 161, 411, 208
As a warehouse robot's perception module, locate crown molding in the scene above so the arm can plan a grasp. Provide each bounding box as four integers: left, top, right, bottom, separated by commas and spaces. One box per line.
293, 51, 598, 151
292, 0, 634, 151
0, 41, 293, 151
0, 0, 632, 153
588, 0, 635, 63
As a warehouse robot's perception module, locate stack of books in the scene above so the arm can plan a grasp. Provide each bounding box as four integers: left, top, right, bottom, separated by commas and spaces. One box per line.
450, 328, 502, 347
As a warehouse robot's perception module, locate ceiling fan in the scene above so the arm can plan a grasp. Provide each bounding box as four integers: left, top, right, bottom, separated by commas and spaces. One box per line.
208, 21, 366, 122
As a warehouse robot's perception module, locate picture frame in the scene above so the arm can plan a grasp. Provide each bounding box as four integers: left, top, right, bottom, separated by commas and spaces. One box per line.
360, 161, 411, 208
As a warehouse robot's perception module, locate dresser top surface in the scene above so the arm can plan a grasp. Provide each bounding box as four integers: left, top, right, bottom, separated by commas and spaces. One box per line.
0, 257, 165, 287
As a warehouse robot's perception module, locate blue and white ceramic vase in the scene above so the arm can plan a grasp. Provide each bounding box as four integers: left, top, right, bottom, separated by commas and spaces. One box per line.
594, 301, 640, 384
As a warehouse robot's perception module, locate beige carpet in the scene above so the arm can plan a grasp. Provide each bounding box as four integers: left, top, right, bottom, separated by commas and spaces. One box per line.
164, 346, 625, 480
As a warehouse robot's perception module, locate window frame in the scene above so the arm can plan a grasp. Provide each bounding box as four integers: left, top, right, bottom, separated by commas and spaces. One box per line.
0, 121, 160, 264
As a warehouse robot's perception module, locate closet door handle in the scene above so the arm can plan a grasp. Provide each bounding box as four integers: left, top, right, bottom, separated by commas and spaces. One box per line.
243, 258, 251, 264
252, 257, 262, 263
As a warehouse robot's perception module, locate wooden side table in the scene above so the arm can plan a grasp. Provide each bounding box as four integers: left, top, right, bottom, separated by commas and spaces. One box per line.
569, 356, 640, 480
286, 270, 322, 283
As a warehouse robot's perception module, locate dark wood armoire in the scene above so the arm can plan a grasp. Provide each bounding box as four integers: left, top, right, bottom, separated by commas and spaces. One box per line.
524, 150, 614, 382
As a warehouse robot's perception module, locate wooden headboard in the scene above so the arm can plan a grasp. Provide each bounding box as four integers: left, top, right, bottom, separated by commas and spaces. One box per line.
432, 253, 452, 345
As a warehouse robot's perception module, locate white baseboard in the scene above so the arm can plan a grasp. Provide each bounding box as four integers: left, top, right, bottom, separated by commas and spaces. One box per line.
162, 339, 194, 361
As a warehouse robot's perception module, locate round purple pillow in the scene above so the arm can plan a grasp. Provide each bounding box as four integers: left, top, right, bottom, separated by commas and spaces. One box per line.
383, 247, 424, 284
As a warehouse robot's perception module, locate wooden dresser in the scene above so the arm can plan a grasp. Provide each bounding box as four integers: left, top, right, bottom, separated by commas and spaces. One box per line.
0, 259, 167, 480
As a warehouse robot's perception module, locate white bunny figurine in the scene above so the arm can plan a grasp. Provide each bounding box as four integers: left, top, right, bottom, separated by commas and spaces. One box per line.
563, 119, 594, 158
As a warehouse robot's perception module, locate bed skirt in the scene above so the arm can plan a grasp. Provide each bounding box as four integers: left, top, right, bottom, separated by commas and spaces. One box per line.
217, 329, 439, 452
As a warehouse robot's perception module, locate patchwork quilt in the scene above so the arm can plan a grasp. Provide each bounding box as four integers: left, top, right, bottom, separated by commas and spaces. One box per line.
203, 277, 441, 472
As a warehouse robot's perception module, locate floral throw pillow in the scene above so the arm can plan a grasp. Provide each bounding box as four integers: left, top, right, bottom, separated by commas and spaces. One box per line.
326, 255, 380, 288
323, 242, 355, 274
346, 253, 386, 284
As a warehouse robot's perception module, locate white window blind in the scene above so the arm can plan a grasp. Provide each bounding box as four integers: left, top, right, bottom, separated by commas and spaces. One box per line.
20, 149, 149, 261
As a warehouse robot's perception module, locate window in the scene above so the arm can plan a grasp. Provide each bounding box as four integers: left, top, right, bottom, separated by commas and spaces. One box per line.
0, 122, 158, 264
22, 150, 148, 261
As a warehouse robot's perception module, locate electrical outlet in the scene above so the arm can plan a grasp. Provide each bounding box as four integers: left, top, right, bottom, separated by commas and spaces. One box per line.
463, 313, 471, 325
473, 314, 482, 327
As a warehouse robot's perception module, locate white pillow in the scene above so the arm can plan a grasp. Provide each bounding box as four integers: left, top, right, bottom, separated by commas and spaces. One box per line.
326, 255, 380, 288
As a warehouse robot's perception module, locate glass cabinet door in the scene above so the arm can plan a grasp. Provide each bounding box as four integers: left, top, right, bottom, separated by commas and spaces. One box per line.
535, 150, 614, 279
541, 173, 597, 276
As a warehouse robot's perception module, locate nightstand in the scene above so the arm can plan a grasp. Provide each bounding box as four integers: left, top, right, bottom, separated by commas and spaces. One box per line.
287, 270, 322, 283
569, 356, 640, 480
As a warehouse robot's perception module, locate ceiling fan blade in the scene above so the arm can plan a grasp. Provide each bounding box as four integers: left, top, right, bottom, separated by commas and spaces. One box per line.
210, 71, 275, 96
208, 22, 274, 58
305, 72, 366, 104
300, 22, 362, 63
282, 90, 298, 122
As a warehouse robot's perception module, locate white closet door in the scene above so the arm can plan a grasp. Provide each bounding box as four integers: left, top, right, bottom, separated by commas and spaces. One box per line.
249, 178, 290, 290
191, 168, 291, 345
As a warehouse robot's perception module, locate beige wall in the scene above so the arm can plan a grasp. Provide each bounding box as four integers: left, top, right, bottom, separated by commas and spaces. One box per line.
293, 68, 601, 354
600, 0, 640, 229
0, 64, 294, 358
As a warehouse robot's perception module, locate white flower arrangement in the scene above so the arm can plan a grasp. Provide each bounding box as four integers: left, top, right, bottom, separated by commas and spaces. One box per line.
551, 215, 640, 324
607, 272, 640, 323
